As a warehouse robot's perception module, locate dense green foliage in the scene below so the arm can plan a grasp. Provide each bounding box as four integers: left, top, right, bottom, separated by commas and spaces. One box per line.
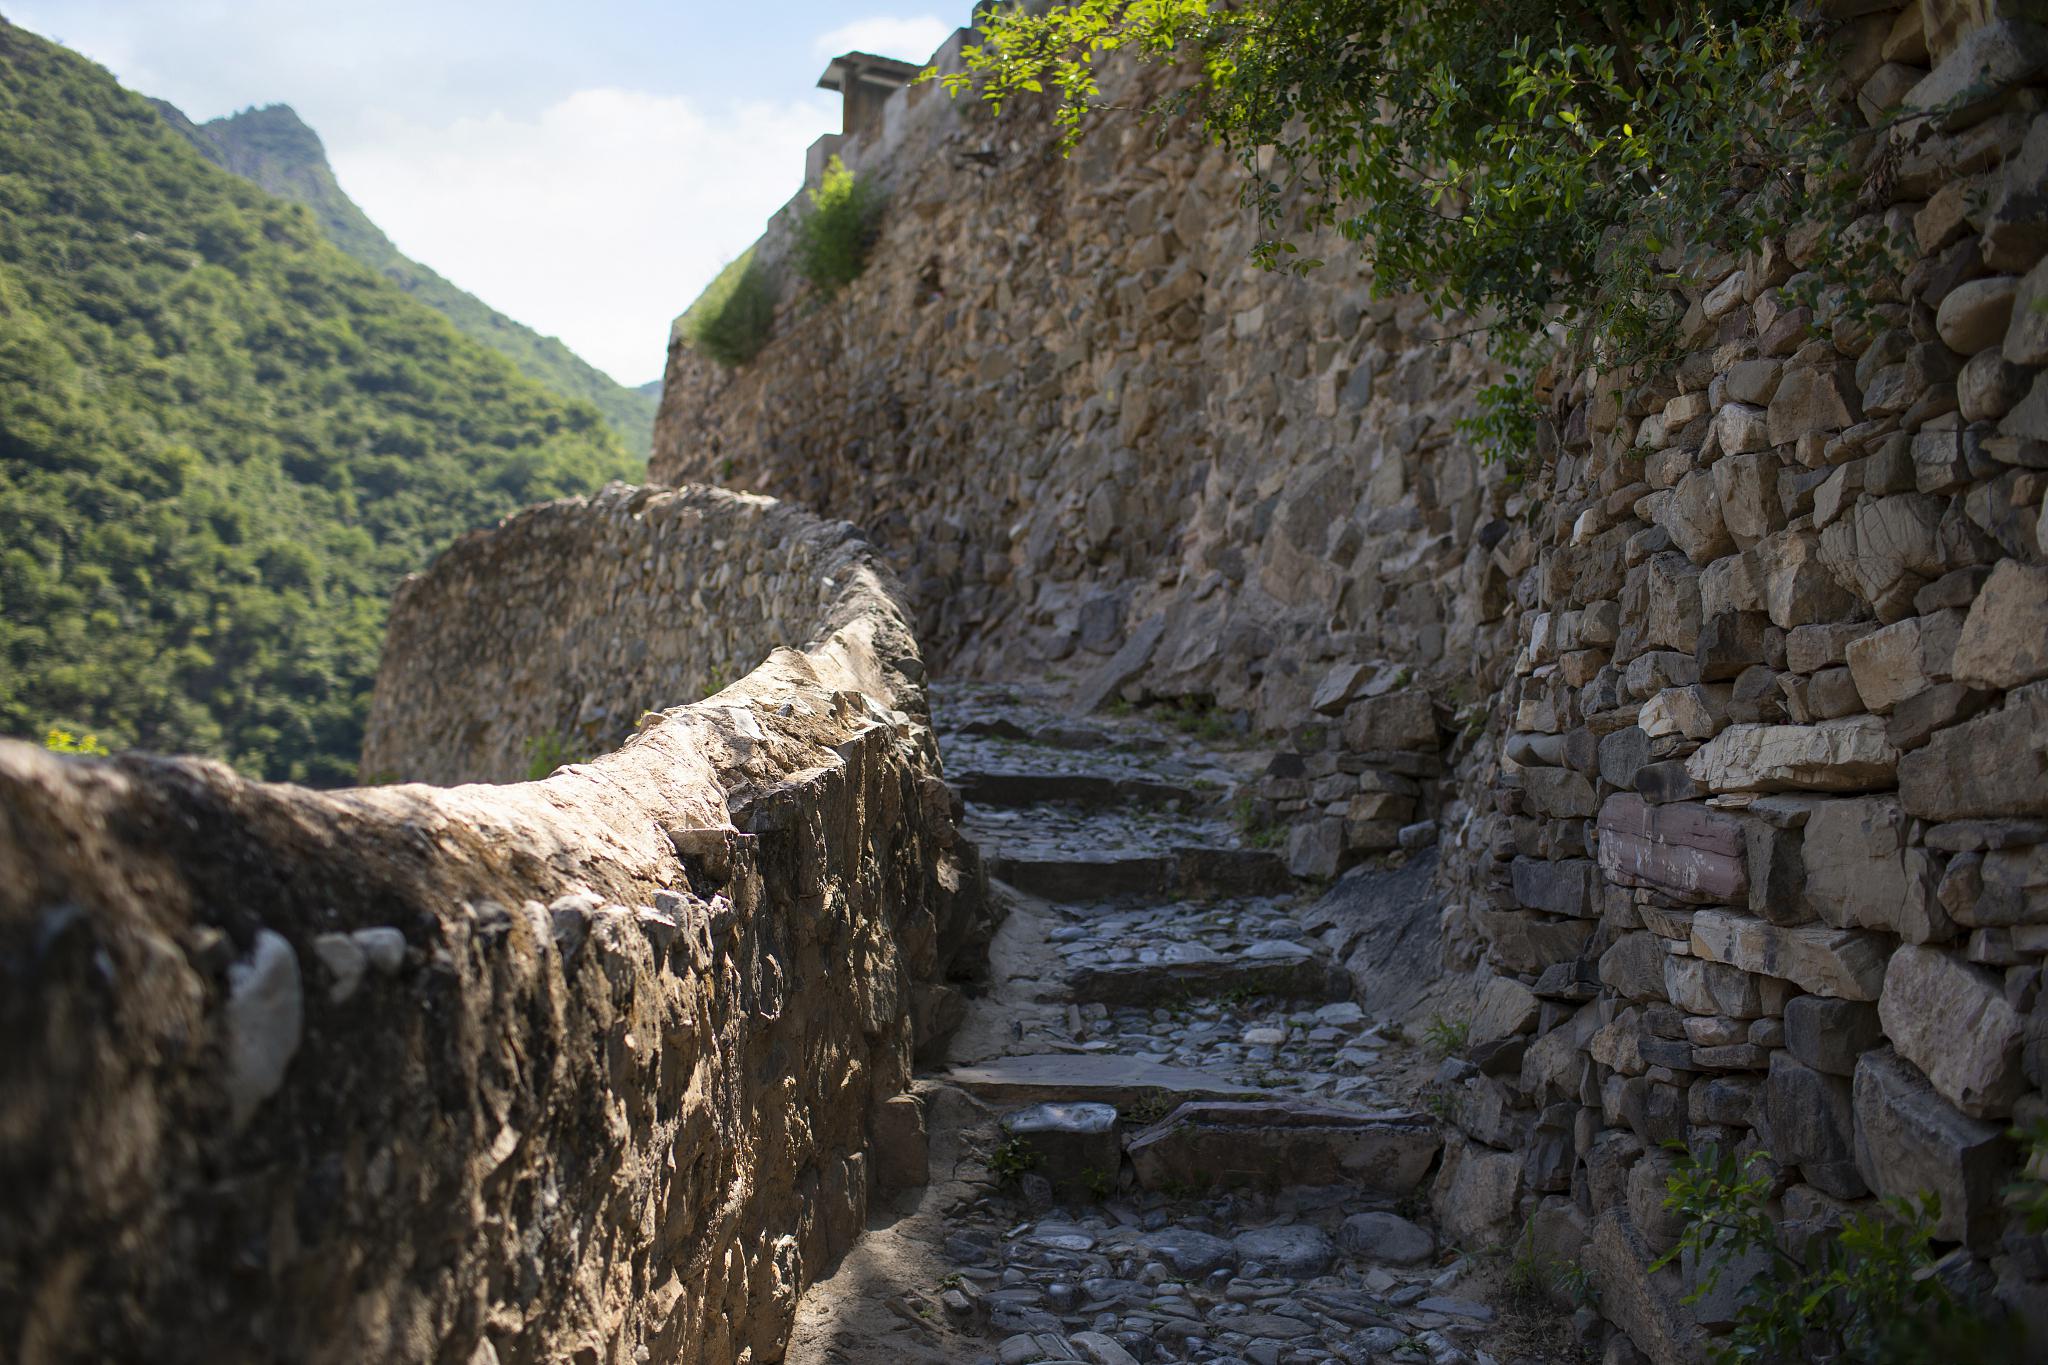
682, 247, 777, 367
794, 155, 884, 296
157, 101, 661, 459
945, 0, 1867, 452
0, 20, 636, 783
1659, 1146, 2024, 1363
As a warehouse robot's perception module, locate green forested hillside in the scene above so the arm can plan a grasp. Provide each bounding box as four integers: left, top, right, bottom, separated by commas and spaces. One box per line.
0, 20, 637, 784
156, 100, 660, 457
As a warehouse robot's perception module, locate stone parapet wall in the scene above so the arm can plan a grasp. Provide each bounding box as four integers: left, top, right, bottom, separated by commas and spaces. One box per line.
0, 484, 990, 1364
362, 483, 914, 785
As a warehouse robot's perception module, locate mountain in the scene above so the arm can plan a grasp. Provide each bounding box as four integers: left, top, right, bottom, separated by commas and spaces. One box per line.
156, 101, 660, 459
0, 19, 638, 784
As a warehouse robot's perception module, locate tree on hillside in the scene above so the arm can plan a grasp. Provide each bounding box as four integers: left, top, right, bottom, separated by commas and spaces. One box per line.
943, 0, 1874, 455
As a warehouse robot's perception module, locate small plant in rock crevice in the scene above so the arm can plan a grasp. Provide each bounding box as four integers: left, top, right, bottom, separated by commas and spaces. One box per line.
987, 1135, 1038, 1187
1422, 1013, 1470, 1058
1657, 1144, 2024, 1365
2004, 1119, 2048, 1234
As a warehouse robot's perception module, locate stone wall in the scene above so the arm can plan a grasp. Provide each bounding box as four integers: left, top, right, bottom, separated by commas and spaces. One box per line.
653, 41, 1512, 737
361, 483, 917, 785
1435, 9, 2048, 1349
0, 484, 989, 1364
656, 4, 2048, 1356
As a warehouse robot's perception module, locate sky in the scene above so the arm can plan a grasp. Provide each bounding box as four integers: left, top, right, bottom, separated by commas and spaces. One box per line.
9, 1, 962, 385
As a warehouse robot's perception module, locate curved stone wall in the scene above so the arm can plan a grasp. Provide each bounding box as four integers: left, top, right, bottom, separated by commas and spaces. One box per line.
0, 483, 990, 1365
361, 483, 916, 786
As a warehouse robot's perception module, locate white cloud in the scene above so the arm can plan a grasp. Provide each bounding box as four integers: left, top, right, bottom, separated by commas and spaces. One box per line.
332, 88, 830, 386
812, 15, 954, 63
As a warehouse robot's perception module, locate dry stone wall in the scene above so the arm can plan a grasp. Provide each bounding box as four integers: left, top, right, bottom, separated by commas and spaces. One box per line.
654, 41, 1513, 740
1443, 8, 2048, 1349
0, 484, 990, 1364
658, 3, 2048, 1357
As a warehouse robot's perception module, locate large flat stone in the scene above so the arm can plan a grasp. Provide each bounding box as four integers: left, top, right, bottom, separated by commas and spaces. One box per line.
1877, 945, 2028, 1119
1596, 794, 1747, 903
1685, 718, 1899, 793
1128, 1100, 1439, 1193
944, 1054, 1266, 1108
1852, 1049, 2014, 1251
1689, 909, 1891, 999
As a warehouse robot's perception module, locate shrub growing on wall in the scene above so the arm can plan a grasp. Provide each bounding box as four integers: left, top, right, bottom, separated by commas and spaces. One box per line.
795, 155, 883, 295
685, 248, 777, 367
939, 1, 1868, 462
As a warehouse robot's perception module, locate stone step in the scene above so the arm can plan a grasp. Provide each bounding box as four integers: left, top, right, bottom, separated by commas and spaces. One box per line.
1126, 1099, 1442, 1193
1064, 938, 1344, 1006
941, 1053, 1271, 1110
956, 717, 1167, 754
988, 847, 1293, 903
953, 769, 1197, 811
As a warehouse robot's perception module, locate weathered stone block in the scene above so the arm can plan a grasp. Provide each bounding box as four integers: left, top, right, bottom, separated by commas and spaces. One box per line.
1690, 909, 1891, 999
1522, 766, 1600, 818
1511, 856, 1601, 917
1767, 1051, 1868, 1199
1471, 974, 1541, 1047
1818, 493, 1946, 622
1785, 994, 1884, 1077
1951, 558, 2048, 690
1597, 793, 1748, 904
1760, 526, 1860, 628
1801, 796, 1948, 941
1599, 725, 1654, 790
1878, 945, 2028, 1118
1768, 362, 1862, 445
1341, 690, 1438, 751
1685, 718, 1900, 793
1481, 910, 1596, 975
1852, 1049, 2014, 1251
1586, 1209, 1709, 1365
1664, 955, 1766, 1018
1899, 683, 2048, 818
1601, 931, 1670, 1003
1432, 1135, 1525, 1250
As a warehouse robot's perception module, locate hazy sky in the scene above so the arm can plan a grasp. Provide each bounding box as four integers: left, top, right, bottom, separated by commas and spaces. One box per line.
10, 2, 962, 384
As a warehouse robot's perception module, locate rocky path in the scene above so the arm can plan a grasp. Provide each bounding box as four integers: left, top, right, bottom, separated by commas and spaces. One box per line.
786, 685, 1573, 1365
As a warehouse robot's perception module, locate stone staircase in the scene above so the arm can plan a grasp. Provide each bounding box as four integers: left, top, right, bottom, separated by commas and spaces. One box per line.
783, 683, 1576, 1365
